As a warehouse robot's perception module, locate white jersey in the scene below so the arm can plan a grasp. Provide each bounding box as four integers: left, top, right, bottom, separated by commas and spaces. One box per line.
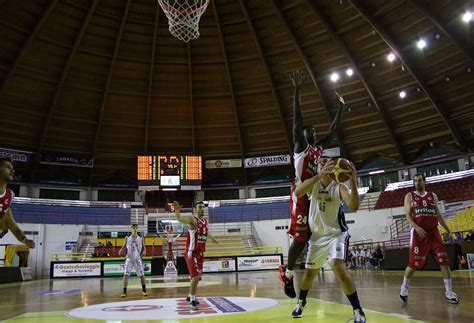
308, 181, 348, 237
125, 235, 143, 260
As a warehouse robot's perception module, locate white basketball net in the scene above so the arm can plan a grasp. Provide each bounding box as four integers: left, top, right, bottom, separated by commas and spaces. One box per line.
158, 0, 210, 43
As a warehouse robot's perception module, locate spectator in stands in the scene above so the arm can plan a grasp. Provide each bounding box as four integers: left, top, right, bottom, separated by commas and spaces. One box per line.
106, 241, 113, 247
372, 245, 384, 269
454, 232, 464, 243
465, 229, 474, 241
357, 247, 364, 269
0, 157, 35, 249
442, 232, 454, 243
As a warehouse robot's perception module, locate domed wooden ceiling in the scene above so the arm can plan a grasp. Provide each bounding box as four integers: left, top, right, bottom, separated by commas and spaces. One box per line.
0, 0, 473, 183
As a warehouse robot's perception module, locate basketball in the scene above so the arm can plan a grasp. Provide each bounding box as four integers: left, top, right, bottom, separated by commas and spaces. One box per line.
329, 158, 352, 183
119, 247, 127, 257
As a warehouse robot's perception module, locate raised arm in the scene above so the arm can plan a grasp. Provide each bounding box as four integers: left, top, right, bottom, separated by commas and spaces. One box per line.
173, 201, 196, 229
433, 193, 450, 235
295, 159, 334, 198
404, 193, 427, 239
339, 162, 359, 211
317, 91, 345, 147
5, 209, 35, 248
291, 69, 307, 154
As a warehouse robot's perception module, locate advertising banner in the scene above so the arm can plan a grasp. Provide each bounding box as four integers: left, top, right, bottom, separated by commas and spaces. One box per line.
203, 257, 236, 273
244, 155, 290, 168
0, 147, 33, 163
205, 159, 242, 169
53, 262, 101, 278
103, 260, 152, 276
236, 255, 282, 271
40, 152, 94, 168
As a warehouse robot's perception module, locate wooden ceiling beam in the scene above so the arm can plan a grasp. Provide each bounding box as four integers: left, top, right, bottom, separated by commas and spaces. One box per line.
212, 2, 246, 158
409, 0, 473, 64
144, 4, 159, 153
350, 0, 469, 150
272, 0, 352, 159
213, 1, 248, 185
91, 0, 131, 155
188, 43, 195, 154
305, 0, 409, 164
239, 0, 292, 154
0, 0, 58, 94
38, 0, 99, 152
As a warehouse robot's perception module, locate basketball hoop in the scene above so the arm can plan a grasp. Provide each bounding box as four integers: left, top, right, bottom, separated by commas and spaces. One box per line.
158, 0, 210, 43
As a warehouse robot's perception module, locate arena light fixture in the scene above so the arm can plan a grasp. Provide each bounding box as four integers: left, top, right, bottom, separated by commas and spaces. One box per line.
387, 53, 396, 62
369, 170, 385, 175
399, 90, 407, 99
346, 68, 354, 76
330, 72, 339, 82
417, 38, 427, 49
462, 11, 472, 23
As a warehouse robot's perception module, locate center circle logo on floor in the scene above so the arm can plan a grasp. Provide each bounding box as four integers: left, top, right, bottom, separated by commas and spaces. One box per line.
66, 297, 278, 320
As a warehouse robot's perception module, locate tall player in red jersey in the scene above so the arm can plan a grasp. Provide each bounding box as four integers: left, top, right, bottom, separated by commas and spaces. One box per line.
279, 70, 344, 298
173, 200, 218, 310
400, 173, 460, 304
0, 157, 35, 248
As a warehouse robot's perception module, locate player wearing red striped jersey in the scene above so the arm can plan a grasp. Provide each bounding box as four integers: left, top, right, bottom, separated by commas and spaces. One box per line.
400, 173, 460, 304
279, 70, 344, 298
173, 200, 218, 310
0, 157, 35, 248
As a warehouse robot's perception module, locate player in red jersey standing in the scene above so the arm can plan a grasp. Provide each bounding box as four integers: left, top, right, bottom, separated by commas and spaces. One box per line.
0, 157, 35, 248
279, 70, 344, 298
173, 200, 218, 310
400, 173, 460, 304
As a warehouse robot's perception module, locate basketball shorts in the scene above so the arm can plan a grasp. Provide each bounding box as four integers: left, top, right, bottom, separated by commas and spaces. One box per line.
305, 231, 350, 269
287, 185, 311, 242
185, 250, 204, 278
124, 257, 145, 276
409, 228, 449, 269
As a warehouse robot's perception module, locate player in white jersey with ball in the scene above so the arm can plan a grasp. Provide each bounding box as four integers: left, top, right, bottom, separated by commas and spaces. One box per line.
291, 156, 366, 322
120, 223, 148, 298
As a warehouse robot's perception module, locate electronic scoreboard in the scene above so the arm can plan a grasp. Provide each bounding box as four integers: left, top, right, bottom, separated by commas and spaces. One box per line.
137, 155, 202, 189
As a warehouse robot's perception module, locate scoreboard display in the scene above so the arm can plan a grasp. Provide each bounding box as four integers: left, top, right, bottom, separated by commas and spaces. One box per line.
137, 155, 202, 189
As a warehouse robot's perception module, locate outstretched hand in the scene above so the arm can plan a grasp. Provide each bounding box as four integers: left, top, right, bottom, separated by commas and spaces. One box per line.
347, 161, 357, 180
24, 238, 35, 249
290, 69, 306, 88
320, 159, 335, 175
172, 200, 181, 212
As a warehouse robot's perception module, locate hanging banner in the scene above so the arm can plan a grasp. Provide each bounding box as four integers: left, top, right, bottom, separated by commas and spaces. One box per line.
0, 148, 33, 163
205, 159, 242, 169
40, 152, 94, 168
244, 155, 291, 168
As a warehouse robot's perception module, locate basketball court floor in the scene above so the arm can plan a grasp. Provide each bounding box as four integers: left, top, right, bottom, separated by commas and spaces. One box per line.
1, 269, 472, 322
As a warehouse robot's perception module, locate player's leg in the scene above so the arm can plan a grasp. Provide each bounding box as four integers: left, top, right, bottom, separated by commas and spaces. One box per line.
431, 232, 459, 304
184, 252, 202, 309
291, 239, 325, 318
279, 189, 309, 298
135, 258, 148, 296
400, 229, 425, 302
329, 232, 366, 323
122, 274, 129, 298
121, 258, 131, 297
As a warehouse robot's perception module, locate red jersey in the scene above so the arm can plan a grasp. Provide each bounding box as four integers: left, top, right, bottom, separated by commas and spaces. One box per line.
293, 144, 323, 183
0, 187, 14, 220
186, 216, 208, 254
410, 191, 438, 231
